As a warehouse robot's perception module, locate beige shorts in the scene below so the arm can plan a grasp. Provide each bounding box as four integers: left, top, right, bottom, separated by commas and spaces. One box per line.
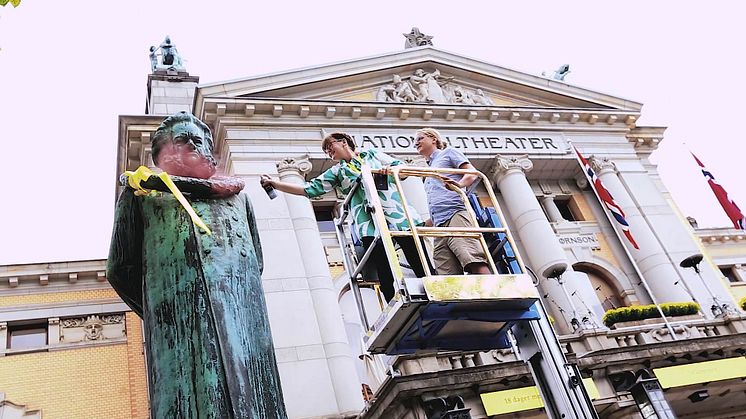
433, 210, 489, 274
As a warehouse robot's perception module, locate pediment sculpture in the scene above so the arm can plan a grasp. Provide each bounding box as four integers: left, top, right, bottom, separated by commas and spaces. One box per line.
376, 68, 495, 105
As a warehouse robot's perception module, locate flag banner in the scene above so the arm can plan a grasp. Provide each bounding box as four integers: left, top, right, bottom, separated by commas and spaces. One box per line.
692, 153, 745, 230
572, 146, 640, 249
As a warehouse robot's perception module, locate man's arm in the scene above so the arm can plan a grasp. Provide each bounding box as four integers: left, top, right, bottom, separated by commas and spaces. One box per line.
457, 162, 479, 189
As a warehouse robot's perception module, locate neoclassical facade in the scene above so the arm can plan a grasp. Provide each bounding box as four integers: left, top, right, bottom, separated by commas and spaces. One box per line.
3, 42, 746, 419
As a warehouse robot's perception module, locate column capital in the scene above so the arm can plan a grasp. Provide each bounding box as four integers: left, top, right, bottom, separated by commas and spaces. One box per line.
574, 174, 589, 189
491, 155, 533, 182
277, 155, 312, 175
589, 156, 616, 176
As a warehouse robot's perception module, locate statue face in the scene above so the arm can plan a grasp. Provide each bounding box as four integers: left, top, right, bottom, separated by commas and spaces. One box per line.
155, 120, 217, 179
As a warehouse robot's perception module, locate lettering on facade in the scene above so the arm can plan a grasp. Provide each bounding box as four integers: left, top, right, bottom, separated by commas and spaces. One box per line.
557, 234, 600, 249
323, 129, 567, 155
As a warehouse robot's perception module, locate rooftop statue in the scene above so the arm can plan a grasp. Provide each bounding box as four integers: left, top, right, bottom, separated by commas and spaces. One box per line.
542, 64, 571, 81
403, 27, 434, 48
107, 111, 287, 418
149, 35, 186, 73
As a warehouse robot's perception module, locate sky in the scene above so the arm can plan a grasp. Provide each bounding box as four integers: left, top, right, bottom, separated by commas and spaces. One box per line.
0, 1, 744, 265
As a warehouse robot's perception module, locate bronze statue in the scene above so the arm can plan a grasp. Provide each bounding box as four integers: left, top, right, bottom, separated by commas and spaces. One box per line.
107, 111, 287, 418
149, 35, 186, 72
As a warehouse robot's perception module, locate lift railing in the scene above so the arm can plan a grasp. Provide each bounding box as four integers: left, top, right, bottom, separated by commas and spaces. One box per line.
334, 164, 532, 332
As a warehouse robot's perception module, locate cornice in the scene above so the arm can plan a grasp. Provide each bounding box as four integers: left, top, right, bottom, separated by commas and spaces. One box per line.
201, 98, 639, 133
696, 227, 746, 245
0, 259, 109, 292
626, 126, 667, 155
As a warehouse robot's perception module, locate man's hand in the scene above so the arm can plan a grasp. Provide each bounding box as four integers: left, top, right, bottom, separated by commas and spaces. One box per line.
424, 218, 434, 227
438, 175, 462, 190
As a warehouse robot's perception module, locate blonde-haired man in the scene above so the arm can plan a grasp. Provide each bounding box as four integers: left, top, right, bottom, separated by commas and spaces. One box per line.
414, 128, 491, 275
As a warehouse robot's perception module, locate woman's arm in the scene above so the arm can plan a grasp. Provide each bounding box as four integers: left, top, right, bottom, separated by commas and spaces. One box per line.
260, 175, 307, 196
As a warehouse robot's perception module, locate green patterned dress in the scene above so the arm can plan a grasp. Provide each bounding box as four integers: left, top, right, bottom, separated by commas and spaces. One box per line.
304, 149, 423, 238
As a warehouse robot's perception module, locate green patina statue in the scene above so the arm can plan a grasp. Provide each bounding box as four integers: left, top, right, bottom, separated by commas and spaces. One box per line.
107, 111, 288, 419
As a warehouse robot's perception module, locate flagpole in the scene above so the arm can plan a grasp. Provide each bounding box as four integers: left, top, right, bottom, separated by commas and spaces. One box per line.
568, 142, 678, 340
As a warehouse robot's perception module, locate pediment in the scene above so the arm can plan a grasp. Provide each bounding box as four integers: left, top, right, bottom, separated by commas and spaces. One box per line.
196, 47, 641, 112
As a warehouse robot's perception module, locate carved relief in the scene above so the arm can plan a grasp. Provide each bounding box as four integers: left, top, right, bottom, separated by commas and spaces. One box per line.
376, 68, 496, 105
60, 314, 126, 343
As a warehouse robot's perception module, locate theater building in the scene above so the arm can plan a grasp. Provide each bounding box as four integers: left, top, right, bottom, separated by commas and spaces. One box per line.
2, 37, 746, 418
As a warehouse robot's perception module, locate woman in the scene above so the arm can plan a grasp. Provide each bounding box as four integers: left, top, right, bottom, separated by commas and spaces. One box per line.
260, 132, 427, 301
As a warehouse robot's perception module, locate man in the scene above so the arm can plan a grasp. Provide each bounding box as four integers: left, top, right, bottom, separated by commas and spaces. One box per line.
107, 111, 287, 418
415, 127, 491, 275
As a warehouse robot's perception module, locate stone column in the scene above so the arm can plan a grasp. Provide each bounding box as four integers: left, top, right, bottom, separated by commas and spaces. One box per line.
589, 157, 691, 304
398, 155, 431, 222
492, 156, 567, 279
542, 195, 565, 223
48, 318, 60, 347
276, 157, 363, 413
0, 322, 6, 355
492, 155, 604, 333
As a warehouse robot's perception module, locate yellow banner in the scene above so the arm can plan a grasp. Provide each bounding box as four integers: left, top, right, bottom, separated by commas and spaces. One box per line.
423, 274, 538, 301
480, 378, 598, 415
654, 357, 746, 389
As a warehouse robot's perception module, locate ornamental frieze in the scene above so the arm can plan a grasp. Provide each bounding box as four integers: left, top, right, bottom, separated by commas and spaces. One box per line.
60, 313, 126, 343
376, 68, 495, 105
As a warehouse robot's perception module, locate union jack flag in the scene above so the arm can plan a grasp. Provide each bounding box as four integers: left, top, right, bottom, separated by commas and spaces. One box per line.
572, 145, 639, 249
692, 153, 746, 230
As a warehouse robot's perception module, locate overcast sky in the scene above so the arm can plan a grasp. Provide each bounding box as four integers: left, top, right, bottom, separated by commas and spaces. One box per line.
0, 1, 744, 265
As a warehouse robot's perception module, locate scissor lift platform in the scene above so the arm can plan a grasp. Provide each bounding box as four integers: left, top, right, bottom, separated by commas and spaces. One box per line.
336, 165, 598, 419
365, 274, 540, 354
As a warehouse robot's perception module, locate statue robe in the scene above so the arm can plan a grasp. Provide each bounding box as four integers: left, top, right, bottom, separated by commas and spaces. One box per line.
107, 187, 287, 419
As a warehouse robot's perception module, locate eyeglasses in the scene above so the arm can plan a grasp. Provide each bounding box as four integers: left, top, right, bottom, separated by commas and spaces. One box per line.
323, 140, 344, 155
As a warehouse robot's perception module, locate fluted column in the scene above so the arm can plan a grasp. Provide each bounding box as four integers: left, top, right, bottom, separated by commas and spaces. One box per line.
492, 155, 604, 332
589, 157, 691, 304
277, 157, 363, 413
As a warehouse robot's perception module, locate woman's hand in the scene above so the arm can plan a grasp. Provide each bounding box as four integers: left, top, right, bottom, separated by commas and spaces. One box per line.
260, 174, 274, 188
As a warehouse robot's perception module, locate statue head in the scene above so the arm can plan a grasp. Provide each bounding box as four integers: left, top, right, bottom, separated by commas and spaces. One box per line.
393, 74, 402, 83
414, 68, 425, 77
152, 111, 217, 179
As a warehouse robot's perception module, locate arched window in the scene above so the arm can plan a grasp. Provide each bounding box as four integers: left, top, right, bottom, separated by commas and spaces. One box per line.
573, 263, 624, 311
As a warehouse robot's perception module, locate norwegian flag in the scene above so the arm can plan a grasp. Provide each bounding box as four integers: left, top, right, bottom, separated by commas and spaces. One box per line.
572, 145, 640, 249
692, 153, 746, 230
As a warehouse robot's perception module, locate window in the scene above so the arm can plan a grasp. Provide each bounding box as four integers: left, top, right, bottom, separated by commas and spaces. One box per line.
555, 197, 584, 222
720, 266, 741, 283
7, 322, 47, 350
314, 205, 336, 233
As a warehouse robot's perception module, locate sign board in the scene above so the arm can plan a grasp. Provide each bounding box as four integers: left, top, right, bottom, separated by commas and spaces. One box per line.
480, 378, 599, 416
323, 129, 568, 155
654, 357, 746, 389
557, 233, 600, 249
